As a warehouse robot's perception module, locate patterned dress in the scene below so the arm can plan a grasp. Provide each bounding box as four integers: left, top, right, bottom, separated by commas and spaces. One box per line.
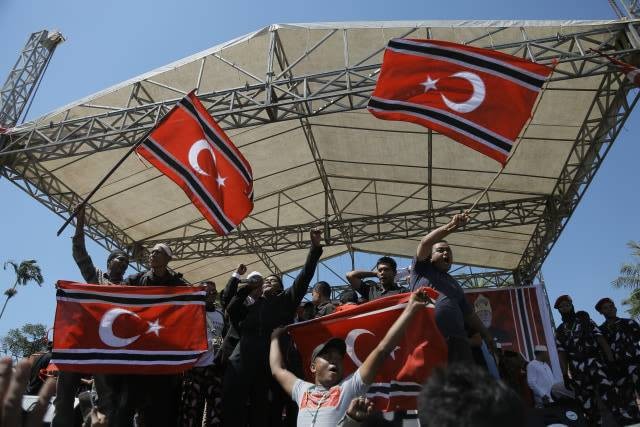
599, 317, 640, 422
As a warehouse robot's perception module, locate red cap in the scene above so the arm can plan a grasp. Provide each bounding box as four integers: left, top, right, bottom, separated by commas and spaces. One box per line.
554, 295, 572, 309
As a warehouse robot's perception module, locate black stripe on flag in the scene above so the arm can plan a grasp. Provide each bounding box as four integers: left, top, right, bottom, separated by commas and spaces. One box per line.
368, 97, 512, 153
52, 351, 200, 362
388, 39, 546, 89
367, 382, 422, 395
141, 137, 235, 233
516, 288, 534, 360
56, 288, 204, 305
178, 97, 252, 185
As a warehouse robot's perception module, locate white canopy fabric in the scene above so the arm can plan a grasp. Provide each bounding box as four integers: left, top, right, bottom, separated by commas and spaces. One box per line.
13, 20, 632, 284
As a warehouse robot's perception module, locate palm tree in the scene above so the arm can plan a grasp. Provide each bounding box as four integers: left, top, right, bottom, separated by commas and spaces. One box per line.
0, 260, 44, 320
612, 241, 640, 319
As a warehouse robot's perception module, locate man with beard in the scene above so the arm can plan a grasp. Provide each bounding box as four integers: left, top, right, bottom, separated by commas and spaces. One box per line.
180, 281, 225, 426
595, 297, 640, 423
411, 213, 495, 363
52, 205, 129, 427
347, 256, 408, 301
223, 230, 323, 427
554, 295, 631, 425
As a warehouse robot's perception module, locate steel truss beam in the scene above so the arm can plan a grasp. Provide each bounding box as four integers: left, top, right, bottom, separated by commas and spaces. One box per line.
141, 195, 552, 260
1, 23, 636, 162
515, 71, 640, 284
0, 22, 638, 282
0, 30, 64, 129
314, 269, 517, 301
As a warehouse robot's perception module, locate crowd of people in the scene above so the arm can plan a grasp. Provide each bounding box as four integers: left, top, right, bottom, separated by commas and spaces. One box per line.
9, 208, 640, 427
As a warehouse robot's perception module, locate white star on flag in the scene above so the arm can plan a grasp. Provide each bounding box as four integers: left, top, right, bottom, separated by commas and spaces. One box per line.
420, 75, 439, 92
216, 174, 227, 188
146, 319, 163, 336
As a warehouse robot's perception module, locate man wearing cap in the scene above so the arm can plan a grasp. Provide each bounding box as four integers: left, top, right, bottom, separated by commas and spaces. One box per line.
269, 289, 432, 426
595, 297, 640, 422
526, 345, 558, 407
554, 294, 629, 425
109, 242, 186, 426
126, 242, 186, 286
312, 281, 337, 318
52, 205, 129, 427
223, 229, 323, 427
411, 213, 495, 363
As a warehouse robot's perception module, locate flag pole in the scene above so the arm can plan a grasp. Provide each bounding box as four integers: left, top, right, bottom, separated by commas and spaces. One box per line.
55, 103, 178, 236
465, 164, 507, 214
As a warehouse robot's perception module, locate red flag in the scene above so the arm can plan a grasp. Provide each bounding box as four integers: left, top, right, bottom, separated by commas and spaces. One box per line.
51, 281, 208, 374
288, 289, 447, 412
136, 92, 254, 236
368, 39, 553, 165
589, 49, 640, 87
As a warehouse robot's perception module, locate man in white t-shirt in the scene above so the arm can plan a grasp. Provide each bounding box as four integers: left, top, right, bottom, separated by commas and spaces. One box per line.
180, 281, 225, 426
270, 290, 432, 426
526, 345, 557, 407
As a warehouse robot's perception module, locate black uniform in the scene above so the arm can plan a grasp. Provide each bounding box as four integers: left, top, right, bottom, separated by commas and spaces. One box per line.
555, 316, 623, 424
222, 245, 322, 427
106, 270, 186, 427
600, 317, 640, 422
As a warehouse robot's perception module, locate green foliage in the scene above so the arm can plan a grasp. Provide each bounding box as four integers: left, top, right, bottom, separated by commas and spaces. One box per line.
0, 259, 44, 320
612, 241, 640, 319
1, 323, 48, 358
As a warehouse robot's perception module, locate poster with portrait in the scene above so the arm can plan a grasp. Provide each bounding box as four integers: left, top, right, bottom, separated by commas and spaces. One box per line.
464, 284, 561, 378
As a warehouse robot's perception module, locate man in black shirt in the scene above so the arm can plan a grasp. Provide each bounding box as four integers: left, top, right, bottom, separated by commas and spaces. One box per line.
110, 242, 186, 426
595, 297, 640, 422
223, 230, 323, 426
411, 213, 495, 363
311, 281, 336, 318
53, 205, 129, 427
347, 256, 408, 301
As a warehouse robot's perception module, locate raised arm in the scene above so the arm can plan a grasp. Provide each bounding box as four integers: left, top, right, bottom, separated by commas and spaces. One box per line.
416, 213, 468, 262
71, 205, 98, 283
269, 328, 299, 396
359, 290, 432, 385
221, 264, 246, 311
227, 280, 259, 324
286, 229, 323, 306
345, 270, 377, 293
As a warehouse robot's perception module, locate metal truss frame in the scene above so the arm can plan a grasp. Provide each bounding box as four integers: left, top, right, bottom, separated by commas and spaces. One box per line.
142, 195, 552, 259
313, 269, 516, 301
0, 30, 63, 129
1, 23, 637, 160
1, 22, 639, 282
515, 71, 640, 284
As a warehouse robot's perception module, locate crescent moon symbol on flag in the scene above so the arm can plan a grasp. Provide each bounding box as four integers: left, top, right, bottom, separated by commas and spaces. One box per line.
99, 308, 141, 348
345, 329, 374, 367
441, 71, 486, 113
188, 139, 217, 176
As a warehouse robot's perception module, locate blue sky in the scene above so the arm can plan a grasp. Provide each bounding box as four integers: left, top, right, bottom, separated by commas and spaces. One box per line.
0, 0, 638, 346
